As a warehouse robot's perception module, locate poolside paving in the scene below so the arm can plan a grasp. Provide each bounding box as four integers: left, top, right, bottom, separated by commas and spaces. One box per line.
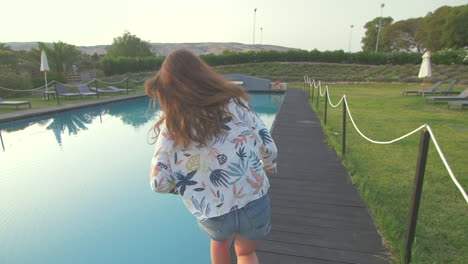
0, 94, 146, 124
254, 88, 391, 263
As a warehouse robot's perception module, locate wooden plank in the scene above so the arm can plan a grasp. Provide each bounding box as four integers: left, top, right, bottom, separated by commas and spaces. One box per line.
257, 251, 353, 264
272, 212, 376, 231
258, 240, 390, 264
266, 229, 386, 253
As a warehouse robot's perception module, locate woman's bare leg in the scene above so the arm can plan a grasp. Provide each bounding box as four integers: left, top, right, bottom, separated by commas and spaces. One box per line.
211, 239, 231, 264
234, 233, 259, 264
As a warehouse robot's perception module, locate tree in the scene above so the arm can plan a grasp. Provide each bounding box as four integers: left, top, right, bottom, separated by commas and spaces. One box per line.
441, 5, 468, 49
415, 6, 454, 52
361, 17, 394, 52
38, 41, 81, 72
0, 43, 12, 51
106, 31, 153, 57
382, 18, 423, 52
0, 50, 17, 67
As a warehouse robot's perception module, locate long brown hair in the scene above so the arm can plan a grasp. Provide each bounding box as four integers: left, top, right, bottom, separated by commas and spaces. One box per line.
145, 49, 249, 147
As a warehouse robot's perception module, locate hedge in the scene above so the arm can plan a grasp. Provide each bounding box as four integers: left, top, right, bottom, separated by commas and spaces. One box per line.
98, 49, 467, 75
0, 65, 33, 98
100, 56, 165, 76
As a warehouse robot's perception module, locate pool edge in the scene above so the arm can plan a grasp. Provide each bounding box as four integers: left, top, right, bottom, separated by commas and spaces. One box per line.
0, 94, 148, 124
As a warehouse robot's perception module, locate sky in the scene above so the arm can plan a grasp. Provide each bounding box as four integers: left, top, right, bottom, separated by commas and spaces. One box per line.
1, 0, 466, 52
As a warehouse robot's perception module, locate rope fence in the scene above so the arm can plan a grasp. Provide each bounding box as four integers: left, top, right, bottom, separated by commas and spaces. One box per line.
0, 80, 56, 92
304, 75, 467, 203
96, 78, 128, 85
0, 74, 153, 93
304, 75, 466, 263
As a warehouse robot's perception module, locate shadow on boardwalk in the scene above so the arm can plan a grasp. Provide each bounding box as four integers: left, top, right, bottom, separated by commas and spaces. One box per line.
255, 88, 392, 264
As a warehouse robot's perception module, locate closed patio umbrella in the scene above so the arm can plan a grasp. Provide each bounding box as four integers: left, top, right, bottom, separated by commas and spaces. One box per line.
418, 51, 431, 79
40, 50, 50, 92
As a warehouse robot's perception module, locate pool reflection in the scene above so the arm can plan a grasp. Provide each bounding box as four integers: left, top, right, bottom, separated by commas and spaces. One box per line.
0, 94, 282, 149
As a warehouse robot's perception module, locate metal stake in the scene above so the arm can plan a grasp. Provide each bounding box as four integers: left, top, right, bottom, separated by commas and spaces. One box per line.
324, 90, 328, 124
55, 84, 60, 105
311, 83, 315, 103
342, 99, 347, 157
95, 79, 100, 99
404, 129, 430, 264
302, 76, 306, 91
126, 78, 129, 95
315, 86, 320, 110
0, 130, 5, 151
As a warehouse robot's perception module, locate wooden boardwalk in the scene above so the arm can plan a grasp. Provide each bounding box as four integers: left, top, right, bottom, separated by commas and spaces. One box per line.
256, 88, 391, 264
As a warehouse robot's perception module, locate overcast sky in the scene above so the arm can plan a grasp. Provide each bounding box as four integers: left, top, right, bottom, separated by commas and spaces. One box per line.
2, 0, 466, 52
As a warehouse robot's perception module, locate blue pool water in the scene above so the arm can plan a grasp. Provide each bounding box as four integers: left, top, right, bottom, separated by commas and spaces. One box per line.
0, 93, 283, 264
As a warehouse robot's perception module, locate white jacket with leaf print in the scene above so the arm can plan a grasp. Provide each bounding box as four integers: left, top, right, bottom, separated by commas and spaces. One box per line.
149, 98, 277, 221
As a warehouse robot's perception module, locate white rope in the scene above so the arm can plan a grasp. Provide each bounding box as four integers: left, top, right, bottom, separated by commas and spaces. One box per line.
129, 76, 150, 83
342, 95, 467, 204
97, 77, 128, 85
54, 81, 80, 87
84, 79, 97, 85
319, 82, 326, 96
311, 79, 320, 89
426, 126, 468, 203
311, 81, 467, 204
0, 80, 56, 92
326, 87, 344, 108
344, 96, 427, 144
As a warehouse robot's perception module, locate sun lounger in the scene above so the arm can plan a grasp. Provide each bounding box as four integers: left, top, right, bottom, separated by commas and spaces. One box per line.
420, 80, 459, 96
77, 84, 97, 96
55, 83, 80, 98
107, 86, 134, 92
403, 81, 442, 96
0, 97, 31, 109
448, 100, 468, 110
88, 87, 121, 94
426, 89, 468, 101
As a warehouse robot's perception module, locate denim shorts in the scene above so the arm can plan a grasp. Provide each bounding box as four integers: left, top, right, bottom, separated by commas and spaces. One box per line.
197, 195, 271, 242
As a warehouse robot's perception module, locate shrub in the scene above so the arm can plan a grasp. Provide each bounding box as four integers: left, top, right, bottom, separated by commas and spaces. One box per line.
31, 72, 66, 88
97, 49, 468, 76
431, 49, 467, 65
0, 50, 18, 67
99, 56, 165, 76
0, 65, 33, 98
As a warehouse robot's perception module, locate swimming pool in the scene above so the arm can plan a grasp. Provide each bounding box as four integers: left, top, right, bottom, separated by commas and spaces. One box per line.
0, 93, 283, 264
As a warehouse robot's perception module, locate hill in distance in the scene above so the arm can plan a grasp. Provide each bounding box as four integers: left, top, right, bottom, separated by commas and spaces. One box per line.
5, 42, 299, 55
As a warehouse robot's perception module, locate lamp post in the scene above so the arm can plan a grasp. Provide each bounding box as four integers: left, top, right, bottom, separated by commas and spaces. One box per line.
348, 25, 354, 52
253, 8, 257, 45
260, 27, 263, 45
375, 3, 385, 52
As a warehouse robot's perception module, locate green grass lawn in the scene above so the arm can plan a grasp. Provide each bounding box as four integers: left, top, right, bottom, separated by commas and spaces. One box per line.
290, 82, 467, 264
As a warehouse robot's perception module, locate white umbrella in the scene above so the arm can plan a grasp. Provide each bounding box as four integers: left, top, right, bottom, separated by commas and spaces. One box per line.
40, 50, 50, 92
418, 51, 431, 79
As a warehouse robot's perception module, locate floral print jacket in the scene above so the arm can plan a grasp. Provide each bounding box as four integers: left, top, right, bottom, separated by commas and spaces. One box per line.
149, 99, 277, 220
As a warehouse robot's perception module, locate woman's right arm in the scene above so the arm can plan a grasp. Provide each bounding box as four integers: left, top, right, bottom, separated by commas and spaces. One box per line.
149, 130, 177, 194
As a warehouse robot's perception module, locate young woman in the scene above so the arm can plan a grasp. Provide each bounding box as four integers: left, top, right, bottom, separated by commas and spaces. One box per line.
145, 49, 277, 264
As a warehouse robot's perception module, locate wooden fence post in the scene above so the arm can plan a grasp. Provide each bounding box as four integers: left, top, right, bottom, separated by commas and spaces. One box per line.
404, 129, 430, 264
